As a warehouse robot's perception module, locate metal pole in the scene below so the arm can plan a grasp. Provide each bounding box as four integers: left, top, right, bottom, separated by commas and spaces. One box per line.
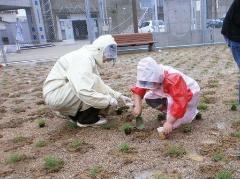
85, 0, 94, 42
132, 0, 138, 33
0, 41, 7, 65
154, 0, 159, 32
154, 0, 158, 21
201, 0, 207, 44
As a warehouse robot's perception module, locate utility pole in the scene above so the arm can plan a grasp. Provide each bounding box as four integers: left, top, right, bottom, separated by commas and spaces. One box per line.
85, 0, 95, 42
132, 0, 138, 33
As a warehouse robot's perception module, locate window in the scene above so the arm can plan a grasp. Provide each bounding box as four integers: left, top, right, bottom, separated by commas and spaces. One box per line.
35, 1, 38, 5
41, 35, 44, 39
191, 0, 201, 30
39, 27, 43, 31
140, 21, 150, 28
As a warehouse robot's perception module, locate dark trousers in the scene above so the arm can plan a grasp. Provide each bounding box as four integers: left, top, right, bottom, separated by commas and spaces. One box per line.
69, 107, 100, 124
145, 98, 168, 111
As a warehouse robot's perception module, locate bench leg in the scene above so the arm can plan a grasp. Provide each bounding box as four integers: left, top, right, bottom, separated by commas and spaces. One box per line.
148, 44, 153, 52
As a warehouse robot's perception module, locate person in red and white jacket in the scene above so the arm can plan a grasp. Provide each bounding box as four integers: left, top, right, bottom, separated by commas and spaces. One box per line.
131, 57, 200, 135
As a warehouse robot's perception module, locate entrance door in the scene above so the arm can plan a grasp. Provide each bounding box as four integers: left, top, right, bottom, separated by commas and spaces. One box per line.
72, 20, 88, 40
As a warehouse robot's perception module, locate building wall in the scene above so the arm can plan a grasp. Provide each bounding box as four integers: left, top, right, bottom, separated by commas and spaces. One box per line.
0, 11, 17, 22
0, 21, 31, 44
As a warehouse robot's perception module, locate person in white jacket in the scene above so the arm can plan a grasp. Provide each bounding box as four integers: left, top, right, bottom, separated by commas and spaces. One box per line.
43, 35, 132, 127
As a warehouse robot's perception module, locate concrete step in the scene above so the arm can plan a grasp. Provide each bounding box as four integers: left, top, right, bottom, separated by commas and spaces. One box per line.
21, 44, 55, 50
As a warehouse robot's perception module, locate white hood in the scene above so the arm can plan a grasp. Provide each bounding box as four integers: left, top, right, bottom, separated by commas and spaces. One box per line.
85, 35, 117, 67
137, 57, 164, 84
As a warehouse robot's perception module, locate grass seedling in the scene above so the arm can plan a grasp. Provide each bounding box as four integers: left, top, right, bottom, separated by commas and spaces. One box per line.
35, 140, 47, 148
230, 103, 237, 111
118, 143, 130, 153
166, 145, 186, 158
67, 121, 78, 129
89, 166, 102, 178
101, 123, 115, 130
182, 124, 192, 133
135, 116, 145, 130
121, 123, 134, 135
13, 136, 26, 143
215, 170, 232, 179
212, 152, 224, 162
68, 139, 82, 151
6, 153, 25, 164
198, 102, 208, 110
38, 119, 46, 128
231, 131, 240, 138
44, 156, 64, 172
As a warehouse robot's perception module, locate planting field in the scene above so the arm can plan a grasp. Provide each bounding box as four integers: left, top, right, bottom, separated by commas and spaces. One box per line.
0, 45, 239, 179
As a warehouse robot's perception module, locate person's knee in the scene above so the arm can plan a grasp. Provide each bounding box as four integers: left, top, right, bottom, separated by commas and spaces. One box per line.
44, 93, 63, 110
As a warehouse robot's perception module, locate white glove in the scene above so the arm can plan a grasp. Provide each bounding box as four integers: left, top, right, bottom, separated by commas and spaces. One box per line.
109, 97, 118, 108
120, 95, 133, 106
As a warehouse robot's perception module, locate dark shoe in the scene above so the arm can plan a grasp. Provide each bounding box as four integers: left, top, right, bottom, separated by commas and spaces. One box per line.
76, 116, 107, 127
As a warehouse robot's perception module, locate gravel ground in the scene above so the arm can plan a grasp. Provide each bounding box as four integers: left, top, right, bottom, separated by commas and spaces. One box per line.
0, 45, 240, 179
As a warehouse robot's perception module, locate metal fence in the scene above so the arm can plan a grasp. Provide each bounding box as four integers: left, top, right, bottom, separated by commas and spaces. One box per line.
106, 0, 233, 47
0, 0, 235, 64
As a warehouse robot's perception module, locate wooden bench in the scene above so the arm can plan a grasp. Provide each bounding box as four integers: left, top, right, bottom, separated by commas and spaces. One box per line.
113, 33, 155, 52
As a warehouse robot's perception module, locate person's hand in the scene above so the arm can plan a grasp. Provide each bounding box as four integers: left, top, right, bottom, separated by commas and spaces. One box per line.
120, 95, 133, 106
109, 98, 118, 108
132, 106, 142, 117
163, 121, 173, 134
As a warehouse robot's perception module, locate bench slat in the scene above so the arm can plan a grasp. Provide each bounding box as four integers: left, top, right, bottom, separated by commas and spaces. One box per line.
112, 33, 155, 51
118, 41, 154, 46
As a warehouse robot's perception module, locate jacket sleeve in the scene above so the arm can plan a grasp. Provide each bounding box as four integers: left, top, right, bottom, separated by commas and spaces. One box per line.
67, 57, 111, 109
104, 84, 122, 99
131, 86, 147, 98
163, 74, 192, 119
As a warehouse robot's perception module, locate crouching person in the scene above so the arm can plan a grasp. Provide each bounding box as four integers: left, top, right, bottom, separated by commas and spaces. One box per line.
43, 35, 131, 127
131, 57, 200, 135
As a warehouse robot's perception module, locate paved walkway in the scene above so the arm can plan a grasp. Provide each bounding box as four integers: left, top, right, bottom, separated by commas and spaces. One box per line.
0, 40, 89, 64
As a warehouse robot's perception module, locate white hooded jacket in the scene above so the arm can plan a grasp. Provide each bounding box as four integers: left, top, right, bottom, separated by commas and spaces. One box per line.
43, 35, 121, 116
